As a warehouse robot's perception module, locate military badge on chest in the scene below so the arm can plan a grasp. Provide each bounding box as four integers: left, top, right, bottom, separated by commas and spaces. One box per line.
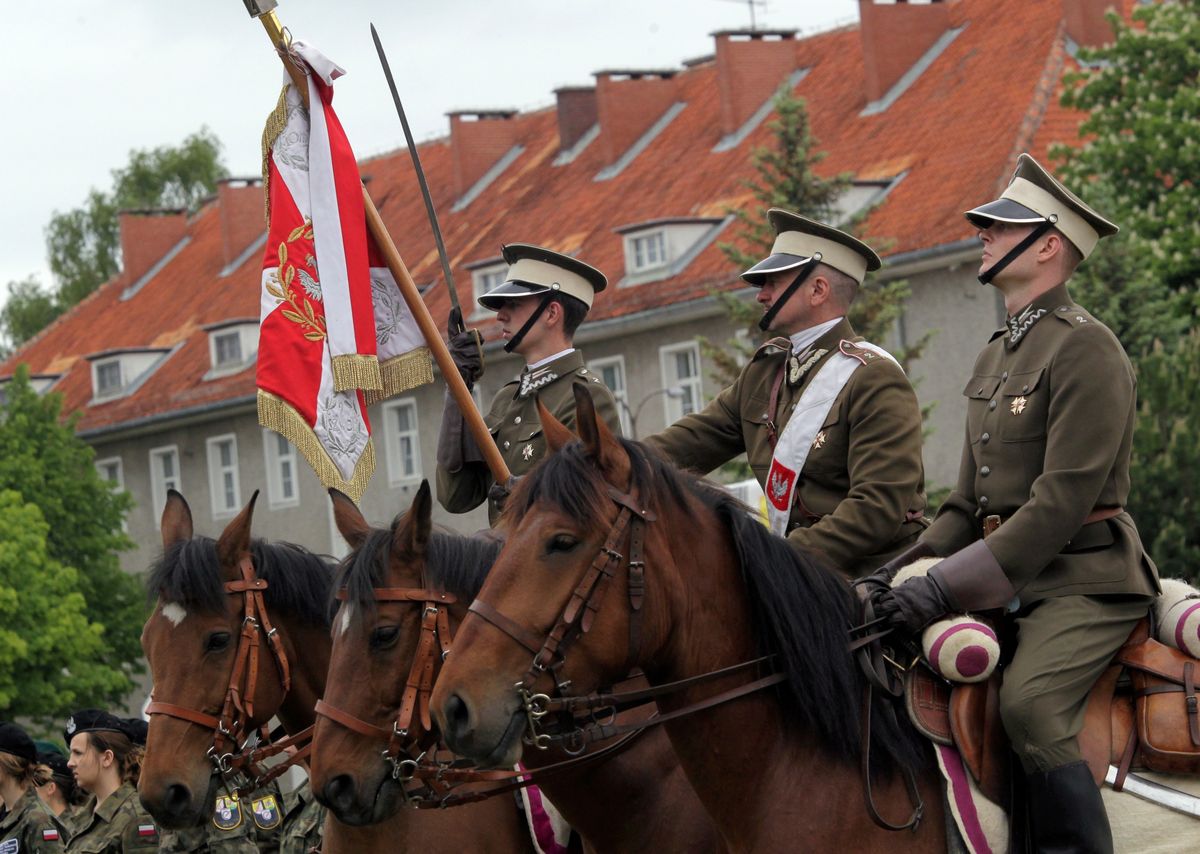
522, 443, 535, 462
252, 794, 282, 830
213, 794, 243, 831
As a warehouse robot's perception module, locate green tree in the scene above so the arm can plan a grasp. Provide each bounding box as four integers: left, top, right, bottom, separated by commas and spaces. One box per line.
1, 128, 227, 349
1051, 1, 1200, 583
0, 367, 143, 714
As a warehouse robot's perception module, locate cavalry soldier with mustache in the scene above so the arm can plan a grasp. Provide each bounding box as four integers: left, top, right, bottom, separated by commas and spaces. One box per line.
436, 243, 622, 523
869, 154, 1160, 853
645, 210, 927, 578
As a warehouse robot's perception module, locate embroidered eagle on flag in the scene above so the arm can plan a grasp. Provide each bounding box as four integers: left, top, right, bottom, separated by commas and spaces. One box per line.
257, 42, 432, 500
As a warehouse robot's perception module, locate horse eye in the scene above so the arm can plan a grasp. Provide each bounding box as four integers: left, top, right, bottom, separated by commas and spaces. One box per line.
205, 632, 232, 653
370, 625, 400, 650
547, 534, 579, 553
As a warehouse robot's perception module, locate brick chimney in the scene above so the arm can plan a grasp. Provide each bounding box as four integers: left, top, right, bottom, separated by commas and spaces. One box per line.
217, 178, 265, 268
859, 0, 961, 103
713, 30, 799, 135
593, 70, 679, 164
447, 109, 518, 197
1062, 0, 1121, 48
554, 86, 598, 153
118, 209, 187, 284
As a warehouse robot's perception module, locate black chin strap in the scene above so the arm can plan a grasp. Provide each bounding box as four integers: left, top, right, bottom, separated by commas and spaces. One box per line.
978, 217, 1057, 285
758, 258, 819, 332
504, 293, 555, 353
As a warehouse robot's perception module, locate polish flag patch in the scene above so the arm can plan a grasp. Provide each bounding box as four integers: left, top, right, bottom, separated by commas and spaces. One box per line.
43, 828, 60, 841
137, 824, 158, 837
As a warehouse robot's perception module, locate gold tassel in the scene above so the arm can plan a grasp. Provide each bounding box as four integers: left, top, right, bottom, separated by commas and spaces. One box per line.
331, 354, 383, 393
257, 391, 375, 502
260, 85, 291, 226
363, 348, 435, 405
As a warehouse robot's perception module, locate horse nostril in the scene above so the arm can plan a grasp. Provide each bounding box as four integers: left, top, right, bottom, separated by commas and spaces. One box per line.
322, 775, 357, 812
444, 693, 472, 742
163, 783, 191, 816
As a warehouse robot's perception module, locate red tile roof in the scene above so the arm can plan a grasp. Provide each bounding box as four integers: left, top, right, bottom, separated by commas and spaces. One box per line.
3, 0, 1112, 435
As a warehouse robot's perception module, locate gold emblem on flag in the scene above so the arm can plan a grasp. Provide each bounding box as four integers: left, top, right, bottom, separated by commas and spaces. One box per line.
1010, 396, 1028, 415
264, 219, 327, 343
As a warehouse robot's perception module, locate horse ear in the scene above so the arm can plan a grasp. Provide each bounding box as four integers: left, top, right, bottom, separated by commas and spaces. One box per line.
538, 397, 575, 454
161, 489, 193, 548
394, 480, 433, 555
216, 490, 259, 569
329, 489, 370, 550
573, 381, 617, 468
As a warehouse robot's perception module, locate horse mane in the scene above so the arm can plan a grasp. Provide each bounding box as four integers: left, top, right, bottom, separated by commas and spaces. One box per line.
147, 537, 335, 627
336, 523, 501, 614
507, 437, 925, 773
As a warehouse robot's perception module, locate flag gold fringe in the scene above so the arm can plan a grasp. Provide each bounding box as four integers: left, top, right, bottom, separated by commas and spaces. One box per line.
260, 85, 291, 226
363, 348, 435, 406
257, 390, 374, 502
332, 354, 383, 393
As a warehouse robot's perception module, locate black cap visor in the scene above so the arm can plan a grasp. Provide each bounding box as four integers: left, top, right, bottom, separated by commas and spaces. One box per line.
965, 198, 1046, 230
477, 279, 552, 311
741, 253, 812, 287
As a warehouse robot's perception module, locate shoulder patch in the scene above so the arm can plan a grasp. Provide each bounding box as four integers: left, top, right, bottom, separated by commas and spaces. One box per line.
838, 339, 883, 366
136, 823, 159, 841
0, 837, 18, 854
751, 337, 790, 362
43, 828, 60, 841
1053, 304, 1091, 327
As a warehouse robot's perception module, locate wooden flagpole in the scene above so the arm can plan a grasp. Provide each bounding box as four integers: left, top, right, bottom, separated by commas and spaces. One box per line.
246, 1, 511, 485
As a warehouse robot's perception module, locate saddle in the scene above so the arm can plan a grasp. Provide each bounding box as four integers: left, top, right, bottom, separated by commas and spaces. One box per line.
907, 617, 1200, 805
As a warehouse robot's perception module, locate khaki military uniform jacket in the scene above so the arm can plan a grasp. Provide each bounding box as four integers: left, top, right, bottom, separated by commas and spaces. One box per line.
65, 783, 159, 853
646, 319, 926, 577
0, 788, 64, 853
437, 349, 622, 524
923, 284, 1159, 602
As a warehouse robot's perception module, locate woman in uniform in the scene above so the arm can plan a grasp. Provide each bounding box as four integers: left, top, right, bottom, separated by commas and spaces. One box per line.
0, 721, 64, 852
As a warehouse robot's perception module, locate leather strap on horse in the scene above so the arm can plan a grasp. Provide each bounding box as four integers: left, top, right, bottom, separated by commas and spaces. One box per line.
859, 684, 924, 832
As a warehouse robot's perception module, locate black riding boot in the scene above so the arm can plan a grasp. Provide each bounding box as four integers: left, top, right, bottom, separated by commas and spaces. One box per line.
1025, 761, 1113, 854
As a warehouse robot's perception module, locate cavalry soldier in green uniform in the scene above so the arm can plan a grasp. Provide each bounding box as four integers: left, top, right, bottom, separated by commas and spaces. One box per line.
645, 210, 927, 578
870, 154, 1159, 853
0, 722, 64, 852
278, 778, 323, 854
62, 710, 160, 852
436, 243, 622, 522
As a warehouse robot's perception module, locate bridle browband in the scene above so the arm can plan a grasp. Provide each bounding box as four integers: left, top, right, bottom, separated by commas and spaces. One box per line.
314, 579, 456, 784
146, 555, 306, 793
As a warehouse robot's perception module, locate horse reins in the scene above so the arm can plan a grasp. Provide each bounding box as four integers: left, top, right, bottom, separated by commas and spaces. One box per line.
314, 577, 456, 784
146, 555, 308, 793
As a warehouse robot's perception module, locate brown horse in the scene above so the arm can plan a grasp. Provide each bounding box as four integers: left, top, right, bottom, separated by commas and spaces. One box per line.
430, 387, 948, 852
140, 490, 530, 853
311, 482, 721, 852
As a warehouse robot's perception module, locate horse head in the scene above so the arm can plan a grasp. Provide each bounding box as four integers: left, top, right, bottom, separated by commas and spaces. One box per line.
432, 383, 677, 767
139, 489, 332, 828
309, 482, 442, 825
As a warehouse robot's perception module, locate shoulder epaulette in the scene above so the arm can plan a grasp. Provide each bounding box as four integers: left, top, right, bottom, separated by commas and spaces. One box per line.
1051, 304, 1093, 327
751, 337, 791, 362
838, 339, 886, 366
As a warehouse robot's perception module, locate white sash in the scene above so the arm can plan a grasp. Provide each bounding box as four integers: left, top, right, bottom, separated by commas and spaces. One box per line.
765, 341, 899, 536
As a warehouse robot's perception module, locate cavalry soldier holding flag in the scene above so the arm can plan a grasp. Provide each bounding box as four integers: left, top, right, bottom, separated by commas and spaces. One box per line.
869, 154, 1160, 853
436, 243, 622, 523
646, 210, 927, 578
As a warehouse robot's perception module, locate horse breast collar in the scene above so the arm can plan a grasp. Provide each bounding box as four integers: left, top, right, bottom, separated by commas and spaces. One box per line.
146, 555, 294, 786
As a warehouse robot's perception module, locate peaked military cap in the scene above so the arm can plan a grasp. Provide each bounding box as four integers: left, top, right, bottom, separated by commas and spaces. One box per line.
965, 153, 1118, 259
0, 721, 37, 763
477, 243, 607, 311
742, 209, 882, 287
63, 709, 129, 745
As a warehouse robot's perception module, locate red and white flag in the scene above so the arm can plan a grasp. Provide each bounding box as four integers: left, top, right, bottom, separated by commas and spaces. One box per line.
257, 42, 431, 500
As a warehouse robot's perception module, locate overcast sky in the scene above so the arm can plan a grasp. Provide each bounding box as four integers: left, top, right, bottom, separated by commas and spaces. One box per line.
1, 0, 859, 296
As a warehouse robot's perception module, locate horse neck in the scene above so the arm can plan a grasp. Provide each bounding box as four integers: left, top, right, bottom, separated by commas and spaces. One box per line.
273, 614, 331, 734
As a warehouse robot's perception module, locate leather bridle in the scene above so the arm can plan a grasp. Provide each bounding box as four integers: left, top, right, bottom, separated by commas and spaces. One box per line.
314, 576, 456, 784
146, 555, 303, 791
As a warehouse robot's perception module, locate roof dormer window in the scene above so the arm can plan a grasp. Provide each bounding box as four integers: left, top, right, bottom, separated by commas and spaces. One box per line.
203, 319, 258, 379
616, 217, 729, 286
213, 331, 242, 368
95, 359, 123, 396
87, 347, 172, 403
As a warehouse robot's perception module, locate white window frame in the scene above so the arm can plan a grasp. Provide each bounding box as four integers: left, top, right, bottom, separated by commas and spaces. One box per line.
382, 397, 422, 487
94, 358, 124, 398
659, 341, 704, 423
470, 264, 508, 318
149, 445, 181, 527
96, 456, 127, 531
589, 355, 631, 437
211, 330, 243, 369
206, 434, 241, 519
625, 229, 668, 273
263, 430, 300, 509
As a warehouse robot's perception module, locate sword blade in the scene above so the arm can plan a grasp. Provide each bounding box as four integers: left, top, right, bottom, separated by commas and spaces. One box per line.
1106, 764, 1200, 817
370, 23, 463, 326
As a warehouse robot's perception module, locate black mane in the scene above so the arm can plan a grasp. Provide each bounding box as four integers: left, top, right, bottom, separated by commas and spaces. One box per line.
148, 537, 335, 627
506, 437, 925, 773
336, 524, 501, 614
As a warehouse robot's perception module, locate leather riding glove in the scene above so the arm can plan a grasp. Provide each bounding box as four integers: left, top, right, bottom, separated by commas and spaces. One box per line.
873, 572, 952, 635
855, 540, 937, 599
447, 307, 483, 389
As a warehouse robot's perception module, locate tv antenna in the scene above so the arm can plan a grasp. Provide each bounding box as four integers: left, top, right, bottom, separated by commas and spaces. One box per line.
716, 0, 769, 30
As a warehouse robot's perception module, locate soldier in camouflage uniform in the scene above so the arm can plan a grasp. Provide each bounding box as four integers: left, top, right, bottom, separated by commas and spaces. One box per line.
61, 710, 160, 853
436, 244, 622, 523
645, 211, 927, 578
35, 750, 85, 832
278, 778, 323, 854
870, 154, 1159, 853
0, 722, 64, 852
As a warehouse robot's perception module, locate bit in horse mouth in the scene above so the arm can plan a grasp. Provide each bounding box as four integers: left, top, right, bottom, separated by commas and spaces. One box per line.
478, 708, 528, 768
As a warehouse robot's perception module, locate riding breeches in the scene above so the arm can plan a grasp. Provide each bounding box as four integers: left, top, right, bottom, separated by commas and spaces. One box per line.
999, 593, 1151, 774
